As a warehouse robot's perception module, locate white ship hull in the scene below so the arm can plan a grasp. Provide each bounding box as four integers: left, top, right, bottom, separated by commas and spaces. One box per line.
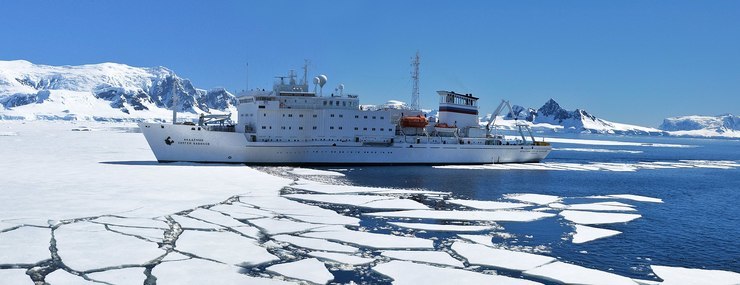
140, 123, 551, 165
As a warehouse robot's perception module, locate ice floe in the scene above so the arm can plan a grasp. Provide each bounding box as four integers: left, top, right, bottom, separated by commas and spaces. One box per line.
446, 199, 530, 210
290, 184, 447, 195
540, 137, 691, 148
308, 251, 374, 266
451, 242, 555, 271
86, 267, 146, 285
283, 194, 430, 210
92, 216, 168, 229
0, 269, 32, 285
272, 234, 358, 253
553, 147, 643, 154
249, 218, 327, 235
171, 214, 223, 230
381, 250, 464, 267
266, 258, 333, 284
504, 193, 561, 205
366, 209, 555, 222
650, 265, 740, 285
288, 168, 345, 176
210, 204, 275, 220
608, 194, 664, 203
0, 226, 51, 264
153, 258, 294, 285
435, 160, 739, 172
457, 234, 494, 245
554, 202, 637, 212
240, 196, 360, 225
45, 269, 98, 284
55, 222, 164, 272
373, 260, 542, 285
175, 230, 278, 266
302, 228, 434, 249
107, 225, 164, 242
523, 261, 638, 285
187, 208, 250, 228
560, 210, 641, 225
389, 222, 497, 232
571, 224, 622, 244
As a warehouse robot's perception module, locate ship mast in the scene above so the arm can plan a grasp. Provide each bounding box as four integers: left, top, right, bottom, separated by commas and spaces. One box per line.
411, 51, 420, 110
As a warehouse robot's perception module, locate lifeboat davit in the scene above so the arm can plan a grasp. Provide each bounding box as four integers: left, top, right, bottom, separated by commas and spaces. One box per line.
400, 115, 428, 128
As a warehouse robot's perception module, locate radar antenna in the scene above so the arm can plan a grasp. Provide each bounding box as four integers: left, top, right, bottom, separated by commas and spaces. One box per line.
411, 51, 420, 110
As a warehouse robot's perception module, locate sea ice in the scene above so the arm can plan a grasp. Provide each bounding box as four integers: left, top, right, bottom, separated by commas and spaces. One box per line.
650, 265, 740, 285
560, 210, 641, 225
44, 269, 98, 284
187, 208, 249, 228
54, 222, 164, 272
107, 225, 164, 243
290, 184, 446, 195
456, 234, 494, 245
266, 258, 334, 284
301, 228, 434, 249
373, 260, 542, 285
210, 204, 275, 220
152, 258, 295, 285
381, 250, 464, 267
171, 214, 223, 230
523, 261, 638, 285
92, 216, 168, 229
451, 242, 555, 271
571, 224, 622, 244
86, 267, 146, 285
389, 222, 497, 232
272, 234, 358, 253
560, 202, 637, 212
249, 218, 326, 235
175, 230, 278, 266
283, 193, 429, 210
0, 226, 51, 264
240, 196, 360, 225
608, 194, 664, 203
288, 168, 345, 176
308, 251, 374, 266
0, 269, 32, 285
446, 199, 531, 210
504, 193, 561, 205
365, 209, 555, 222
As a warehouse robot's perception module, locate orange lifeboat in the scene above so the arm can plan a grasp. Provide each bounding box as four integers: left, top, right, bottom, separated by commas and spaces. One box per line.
400, 115, 428, 128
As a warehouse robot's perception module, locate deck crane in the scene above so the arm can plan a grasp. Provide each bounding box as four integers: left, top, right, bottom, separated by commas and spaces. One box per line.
485, 100, 538, 145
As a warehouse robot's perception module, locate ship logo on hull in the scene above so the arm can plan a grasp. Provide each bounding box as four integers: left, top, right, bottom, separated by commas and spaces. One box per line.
164, 136, 174, 145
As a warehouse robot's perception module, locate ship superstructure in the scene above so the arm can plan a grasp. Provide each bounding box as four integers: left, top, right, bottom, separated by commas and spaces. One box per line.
139, 60, 551, 164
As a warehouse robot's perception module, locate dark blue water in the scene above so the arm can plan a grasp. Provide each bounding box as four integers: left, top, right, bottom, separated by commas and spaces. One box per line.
327, 135, 740, 281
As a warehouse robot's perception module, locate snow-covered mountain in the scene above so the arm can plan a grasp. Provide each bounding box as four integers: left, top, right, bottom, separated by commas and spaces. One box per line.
659, 114, 739, 138
501, 99, 665, 135
0, 60, 236, 121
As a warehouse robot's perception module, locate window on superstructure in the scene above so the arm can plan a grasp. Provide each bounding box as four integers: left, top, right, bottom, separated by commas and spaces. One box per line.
381, 116, 384, 119
313, 126, 317, 130
372, 128, 376, 131
372, 116, 376, 119
281, 126, 286, 130
355, 115, 359, 118
330, 114, 335, 117
339, 114, 343, 118
363, 128, 367, 131
336, 101, 339, 106
299, 127, 303, 130
354, 127, 358, 130
288, 114, 293, 117
261, 126, 266, 129
323, 101, 327, 105
313, 114, 317, 118
380, 128, 384, 131
339, 127, 343, 130
299, 114, 303, 118
330, 126, 334, 130
364, 116, 367, 119
282, 114, 285, 117
263, 114, 266, 116
343, 102, 346, 106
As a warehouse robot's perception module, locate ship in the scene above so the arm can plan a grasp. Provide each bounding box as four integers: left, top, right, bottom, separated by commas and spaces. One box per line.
139, 57, 551, 165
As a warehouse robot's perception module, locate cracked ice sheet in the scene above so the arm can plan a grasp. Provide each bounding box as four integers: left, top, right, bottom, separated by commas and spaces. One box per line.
373, 260, 542, 285
0, 269, 33, 285
523, 261, 638, 285
0, 122, 294, 221
381, 250, 464, 267
560, 210, 642, 225
175, 230, 278, 266
240, 197, 360, 226
309, 251, 373, 265
55, 222, 164, 272
650, 265, 740, 285
446, 199, 530, 210
302, 228, 434, 249
365, 210, 555, 222
107, 225, 164, 243
288, 168, 345, 176
283, 193, 429, 210
290, 183, 447, 195
505, 193, 561, 205
451, 242, 555, 271
272, 234, 358, 253
153, 258, 296, 285
91, 216, 168, 229
572, 224, 621, 244
171, 214, 223, 230
267, 258, 334, 284
45, 269, 98, 284
389, 222, 497, 232
250, 218, 327, 235
210, 204, 275, 220
0, 226, 51, 264
87, 267, 146, 285
187, 208, 250, 228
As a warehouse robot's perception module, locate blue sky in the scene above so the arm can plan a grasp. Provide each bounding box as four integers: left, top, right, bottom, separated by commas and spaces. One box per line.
2, 0, 738, 126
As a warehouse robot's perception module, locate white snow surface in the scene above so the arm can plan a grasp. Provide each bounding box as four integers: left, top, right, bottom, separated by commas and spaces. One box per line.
86, 267, 146, 285
272, 234, 358, 253
302, 228, 434, 249
45, 269, 99, 284
308, 251, 374, 265
365, 209, 555, 222
523, 261, 639, 285
373, 260, 542, 285
572, 224, 622, 244
451, 242, 556, 271
283, 194, 429, 210
0, 227, 51, 264
446, 199, 531, 210
504, 193, 561, 205
650, 265, 740, 285
266, 258, 334, 284
290, 183, 447, 195
54, 222, 164, 272
175, 230, 278, 266
560, 210, 642, 225
559, 202, 637, 212
0, 269, 33, 285
388, 222, 497, 232
153, 258, 295, 285
249, 218, 327, 235
381, 250, 464, 267
288, 168, 345, 176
